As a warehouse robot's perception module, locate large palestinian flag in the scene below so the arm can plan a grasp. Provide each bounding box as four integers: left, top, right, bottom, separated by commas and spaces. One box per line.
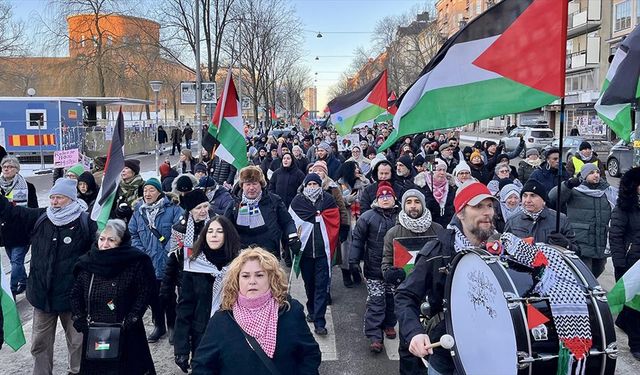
595, 25, 640, 142
288, 195, 341, 277
329, 70, 388, 135
380, 0, 568, 151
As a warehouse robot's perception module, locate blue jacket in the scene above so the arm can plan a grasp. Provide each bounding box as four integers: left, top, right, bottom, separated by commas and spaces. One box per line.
129, 196, 184, 279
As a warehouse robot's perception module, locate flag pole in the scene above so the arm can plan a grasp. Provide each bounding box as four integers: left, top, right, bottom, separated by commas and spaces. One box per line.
555, 97, 565, 233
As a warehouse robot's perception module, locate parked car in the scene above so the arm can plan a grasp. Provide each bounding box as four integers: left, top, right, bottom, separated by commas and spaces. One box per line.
501, 127, 554, 158
607, 133, 635, 177
542, 136, 613, 163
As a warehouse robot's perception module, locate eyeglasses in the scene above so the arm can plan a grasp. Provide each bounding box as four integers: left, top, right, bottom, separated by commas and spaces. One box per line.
457, 171, 471, 175
378, 193, 394, 200
2, 165, 16, 170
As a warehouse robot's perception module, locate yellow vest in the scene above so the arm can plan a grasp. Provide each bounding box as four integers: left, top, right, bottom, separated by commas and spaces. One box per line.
571, 156, 598, 177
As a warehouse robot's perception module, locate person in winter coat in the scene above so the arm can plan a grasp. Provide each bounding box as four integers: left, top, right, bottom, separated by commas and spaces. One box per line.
171, 126, 183, 155
71, 219, 156, 375
129, 178, 183, 343
315, 141, 341, 180
494, 183, 522, 233
76, 171, 98, 211
290, 174, 340, 336
487, 162, 523, 195
346, 145, 371, 175
110, 159, 144, 222
173, 216, 241, 373
608, 166, 640, 361
396, 155, 418, 193
414, 160, 456, 227
179, 149, 197, 174
381, 189, 443, 374
529, 148, 569, 194
191, 247, 321, 374
350, 181, 399, 353
0, 156, 38, 296
160, 162, 178, 192
518, 149, 542, 182
183, 123, 194, 149
268, 152, 305, 209
225, 166, 300, 258
566, 141, 606, 179
198, 176, 234, 216
0, 178, 96, 374
157, 125, 168, 154
437, 143, 458, 174
208, 155, 237, 188
292, 145, 310, 173
361, 156, 409, 213
452, 161, 475, 188
468, 150, 493, 185
549, 164, 618, 278
504, 179, 577, 250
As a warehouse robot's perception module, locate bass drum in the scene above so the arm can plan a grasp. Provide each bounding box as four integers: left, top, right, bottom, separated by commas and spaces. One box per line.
443, 248, 617, 375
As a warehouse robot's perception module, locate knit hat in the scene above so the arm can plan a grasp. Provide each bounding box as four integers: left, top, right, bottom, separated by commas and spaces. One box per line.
159, 163, 172, 177
66, 163, 85, 177
579, 141, 592, 151
376, 181, 396, 199
124, 159, 140, 175
239, 166, 267, 187
485, 140, 497, 148
143, 178, 163, 193
434, 159, 447, 171
580, 163, 599, 179
49, 178, 78, 201
526, 148, 539, 157
499, 183, 521, 202
521, 179, 548, 203
470, 150, 482, 161
198, 176, 217, 189
304, 173, 322, 186
454, 181, 496, 213
413, 154, 426, 168
194, 162, 208, 174
1, 156, 20, 171
397, 155, 413, 169
401, 189, 425, 210
181, 189, 208, 212
311, 160, 329, 176
453, 161, 471, 176
439, 143, 453, 152
317, 141, 331, 152
175, 175, 194, 192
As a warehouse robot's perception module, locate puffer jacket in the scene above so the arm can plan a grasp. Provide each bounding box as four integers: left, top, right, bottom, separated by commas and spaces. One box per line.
129, 196, 183, 279
518, 159, 541, 182
609, 167, 640, 270
350, 205, 398, 279
529, 161, 569, 194
549, 180, 616, 259
209, 156, 237, 185
268, 164, 306, 208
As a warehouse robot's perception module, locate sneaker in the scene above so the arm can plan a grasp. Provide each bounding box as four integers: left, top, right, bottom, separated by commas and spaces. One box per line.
369, 341, 384, 353
306, 314, 314, 323
314, 327, 328, 336
384, 327, 397, 339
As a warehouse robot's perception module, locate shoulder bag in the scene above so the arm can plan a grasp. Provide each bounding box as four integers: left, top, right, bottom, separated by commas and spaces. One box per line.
85, 274, 123, 361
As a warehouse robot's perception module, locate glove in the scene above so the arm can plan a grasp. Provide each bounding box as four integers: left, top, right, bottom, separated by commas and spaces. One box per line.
339, 225, 350, 242
566, 177, 581, 189
384, 267, 406, 285
123, 314, 139, 331
175, 354, 190, 373
614, 266, 627, 281
289, 237, 301, 257
72, 315, 88, 334
115, 203, 133, 221
547, 231, 570, 249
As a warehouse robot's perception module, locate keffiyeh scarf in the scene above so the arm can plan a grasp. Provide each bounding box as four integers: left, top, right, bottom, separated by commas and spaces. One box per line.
141, 198, 164, 229
303, 186, 323, 203
447, 224, 475, 253
183, 251, 229, 316
237, 192, 265, 228
399, 209, 432, 234
232, 291, 279, 358
427, 174, 449, 216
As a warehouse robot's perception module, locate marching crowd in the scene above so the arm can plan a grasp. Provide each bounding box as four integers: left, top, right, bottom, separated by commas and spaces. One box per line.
1, 122, 639, 375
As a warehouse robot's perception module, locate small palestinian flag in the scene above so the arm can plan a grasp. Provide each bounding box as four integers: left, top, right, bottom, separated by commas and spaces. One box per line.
595, 24, 640, 142
1, 256, 25, 351
393, 236, 437, 274
608, 258, 640, 314
380, 0, 568, 151
329, 70, 388, 135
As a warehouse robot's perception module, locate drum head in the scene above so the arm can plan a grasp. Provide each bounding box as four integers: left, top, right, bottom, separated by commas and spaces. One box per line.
448, 252, 518, 375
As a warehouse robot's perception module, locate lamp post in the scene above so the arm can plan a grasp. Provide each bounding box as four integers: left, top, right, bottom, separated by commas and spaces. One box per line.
150, 80, 163, 177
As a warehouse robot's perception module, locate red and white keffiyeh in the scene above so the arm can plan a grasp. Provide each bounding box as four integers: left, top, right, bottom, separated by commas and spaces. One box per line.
232, 291, 279, 358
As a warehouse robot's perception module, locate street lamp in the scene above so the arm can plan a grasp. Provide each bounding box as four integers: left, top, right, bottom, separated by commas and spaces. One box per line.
316, 32, 323, 38
149, 80, 163, 177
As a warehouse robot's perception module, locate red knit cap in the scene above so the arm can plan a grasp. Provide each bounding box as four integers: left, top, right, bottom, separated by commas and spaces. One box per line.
159, 163, 172, 177
376, 181, 396, 199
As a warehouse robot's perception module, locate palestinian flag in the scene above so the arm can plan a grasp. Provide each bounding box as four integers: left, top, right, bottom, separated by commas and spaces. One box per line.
380, 0, 568, 151
208, 71, 248, 171
608, 259, 640, 314
388, 91, 398, 115
288, 194, 341, 277
329, 70, 388, 135
299, 110, 311, 131
91, 109, 125, 231
595, 25, 640, 142
393, 236, 437, 274
271, 107, 277, 120
1, 257, 25, 351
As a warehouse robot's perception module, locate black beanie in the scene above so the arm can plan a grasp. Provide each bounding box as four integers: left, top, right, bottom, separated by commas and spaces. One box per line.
579, 141, 592, 151
181, 189, 208, 211
176, 175, 194, 192
413, 154, 425, 167
398, 155, 413, 169
124, 159, 140, 175
521, 179, 548, 203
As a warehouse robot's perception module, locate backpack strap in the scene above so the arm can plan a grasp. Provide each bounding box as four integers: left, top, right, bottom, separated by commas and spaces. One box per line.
32, 211, 91, 238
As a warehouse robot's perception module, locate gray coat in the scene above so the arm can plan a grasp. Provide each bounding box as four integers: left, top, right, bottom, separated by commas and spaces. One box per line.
504, 206, 576, 247
549, 181, 616, 259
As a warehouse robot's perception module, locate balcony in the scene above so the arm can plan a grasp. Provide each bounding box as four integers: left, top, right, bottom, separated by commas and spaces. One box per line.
567, 0, 602, 38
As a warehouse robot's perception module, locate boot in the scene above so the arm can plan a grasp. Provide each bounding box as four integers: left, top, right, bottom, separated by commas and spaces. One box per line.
147, 325, 166, 343
168, 326, 175, 345
342, 269, 354, 288
352, 268, 362, 285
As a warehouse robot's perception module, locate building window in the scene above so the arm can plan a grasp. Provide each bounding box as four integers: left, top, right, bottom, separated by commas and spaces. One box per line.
26, 109, 47, 130
614, 0, 631, 32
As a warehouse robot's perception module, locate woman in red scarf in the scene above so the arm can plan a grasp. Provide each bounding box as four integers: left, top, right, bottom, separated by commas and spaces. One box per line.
191, 247, 321, 374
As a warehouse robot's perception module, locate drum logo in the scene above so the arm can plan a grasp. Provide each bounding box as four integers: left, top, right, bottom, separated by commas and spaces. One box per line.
467, 270, 497, 319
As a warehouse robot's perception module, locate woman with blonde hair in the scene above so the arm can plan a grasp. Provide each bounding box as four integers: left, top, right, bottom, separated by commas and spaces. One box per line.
191, 247, 321, 375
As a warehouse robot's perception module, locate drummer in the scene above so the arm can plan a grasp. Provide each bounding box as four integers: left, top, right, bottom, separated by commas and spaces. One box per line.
395, 181, 497, 375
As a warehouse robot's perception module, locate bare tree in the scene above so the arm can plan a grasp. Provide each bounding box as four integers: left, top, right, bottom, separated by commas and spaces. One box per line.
0, 0, 24, 56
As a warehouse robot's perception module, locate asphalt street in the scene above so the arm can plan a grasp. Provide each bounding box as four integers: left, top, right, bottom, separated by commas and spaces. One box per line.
1, 140, 637, 374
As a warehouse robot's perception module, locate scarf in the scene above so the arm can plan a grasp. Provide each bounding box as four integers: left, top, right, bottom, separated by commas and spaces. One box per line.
398, 209, 432, 234
499, 188, 522, 222
524, 208, 544, 222
184, 214, 209, 249
183, 250, 229, 316
427, 174, 449, 215
303, 186, 323, 203
232, 291, 279, 358
119, 175, 144, 206
525, 158, 542, 168
47, 199, 88, 226
141, 198, 164, 229
74, 243, 148, 279
574, 183, 618, 209
237, 192, 265, 228
0, 173, 29, 206
447, 224, 475, 253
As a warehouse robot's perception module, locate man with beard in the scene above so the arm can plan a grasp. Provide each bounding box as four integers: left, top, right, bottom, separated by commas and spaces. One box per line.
316, 141, 341, 180
395, 181, 497, 375
437, 144, 458, 173
382, 189, 444, 374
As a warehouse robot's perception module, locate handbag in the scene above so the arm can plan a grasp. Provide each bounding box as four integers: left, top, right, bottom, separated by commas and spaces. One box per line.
228, 312, 282, 375
85, 274, 123, 361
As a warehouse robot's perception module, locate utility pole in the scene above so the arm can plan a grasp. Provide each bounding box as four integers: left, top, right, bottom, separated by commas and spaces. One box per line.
195, 0, 203, 160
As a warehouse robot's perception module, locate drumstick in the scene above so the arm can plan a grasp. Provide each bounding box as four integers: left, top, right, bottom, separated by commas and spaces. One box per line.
425, 334, 455, 350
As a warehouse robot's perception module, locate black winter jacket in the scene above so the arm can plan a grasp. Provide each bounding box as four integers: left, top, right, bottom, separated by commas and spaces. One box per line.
269, 165, 306, 208
609, 168, 640, 270
209, 156, 237, 185
529, 161, 570, 195
174, 272, 215, 356
350, 205, 398, 279
0, 195, 97, 313
0, 180, 38, 247
504, 207, 576, 248
191, 298, 321, 375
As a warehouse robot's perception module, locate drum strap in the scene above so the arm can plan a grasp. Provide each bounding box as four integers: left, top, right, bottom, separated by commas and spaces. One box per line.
423, 311, 444, 335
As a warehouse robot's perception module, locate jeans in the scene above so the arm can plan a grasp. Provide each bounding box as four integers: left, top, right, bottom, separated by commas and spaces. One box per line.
5, 246, 27, 293
186, 138, 192, 149
300, 256, 330, 329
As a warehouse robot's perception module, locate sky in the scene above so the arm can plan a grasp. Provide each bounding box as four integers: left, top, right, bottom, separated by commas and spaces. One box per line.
7, 0, 433, 109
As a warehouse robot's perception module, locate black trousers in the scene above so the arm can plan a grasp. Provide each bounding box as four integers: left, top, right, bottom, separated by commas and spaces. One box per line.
300, 256, 330, 329
617, 306, 640, 352
151, 280, 176, 329
399, 339, 428, 374
172, 142, 182, 155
